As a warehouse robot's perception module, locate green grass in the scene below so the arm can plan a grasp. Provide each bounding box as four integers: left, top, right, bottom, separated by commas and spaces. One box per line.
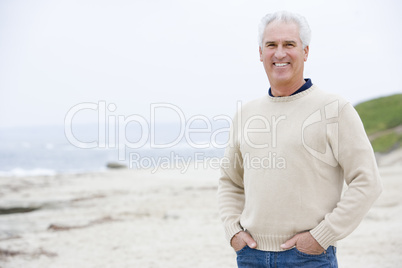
354, 94, 402, 135
371, 132, 402, 153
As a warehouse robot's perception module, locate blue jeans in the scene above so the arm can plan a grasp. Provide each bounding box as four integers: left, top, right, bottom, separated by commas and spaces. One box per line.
236, 246, 338, 268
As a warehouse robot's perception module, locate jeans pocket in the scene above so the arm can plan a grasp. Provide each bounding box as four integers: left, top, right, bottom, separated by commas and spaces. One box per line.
235, 245, 249, 255
294, 247, 325, 258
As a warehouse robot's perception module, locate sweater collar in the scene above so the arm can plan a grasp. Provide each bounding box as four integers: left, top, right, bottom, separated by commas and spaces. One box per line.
268, 78, 313, 97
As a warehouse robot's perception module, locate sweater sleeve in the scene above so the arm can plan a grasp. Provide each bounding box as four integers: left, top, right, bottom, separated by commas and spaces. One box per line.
217, 115, 246, 243
310, 102, 383, 249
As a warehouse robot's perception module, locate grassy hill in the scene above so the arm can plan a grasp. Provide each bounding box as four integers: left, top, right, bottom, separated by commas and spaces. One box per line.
354, 94, 402, 153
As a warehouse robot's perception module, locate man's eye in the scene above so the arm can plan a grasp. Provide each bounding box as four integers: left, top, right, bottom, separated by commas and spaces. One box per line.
266, 44, 275, 47
286, 43, 294, 47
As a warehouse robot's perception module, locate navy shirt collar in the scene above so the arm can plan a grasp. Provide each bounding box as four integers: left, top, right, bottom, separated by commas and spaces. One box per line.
268, 78, 312, 97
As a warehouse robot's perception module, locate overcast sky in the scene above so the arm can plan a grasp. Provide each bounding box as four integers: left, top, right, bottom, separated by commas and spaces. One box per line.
0, 0, 401, 127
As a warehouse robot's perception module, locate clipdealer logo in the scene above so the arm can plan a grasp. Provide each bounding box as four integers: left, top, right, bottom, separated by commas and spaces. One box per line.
64, 101, 234, 161
301, 100, 339, 167
64, 100, 340, 172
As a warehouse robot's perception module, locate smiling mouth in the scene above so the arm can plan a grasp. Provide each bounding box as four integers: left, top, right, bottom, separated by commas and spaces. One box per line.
274, 63, 289, 67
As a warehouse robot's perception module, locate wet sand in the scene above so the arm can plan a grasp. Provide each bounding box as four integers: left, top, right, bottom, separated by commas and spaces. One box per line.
0, 163, 400, 267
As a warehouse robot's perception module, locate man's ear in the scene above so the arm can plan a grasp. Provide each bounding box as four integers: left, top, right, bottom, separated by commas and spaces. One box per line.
304, 46, 309, 62
259, 46, 263, 62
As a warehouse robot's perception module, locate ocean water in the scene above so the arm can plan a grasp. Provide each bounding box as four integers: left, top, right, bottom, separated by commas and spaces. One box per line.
0, 122, 228, 176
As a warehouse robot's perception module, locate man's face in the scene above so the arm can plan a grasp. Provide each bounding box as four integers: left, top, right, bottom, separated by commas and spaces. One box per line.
259, 21, 309, 89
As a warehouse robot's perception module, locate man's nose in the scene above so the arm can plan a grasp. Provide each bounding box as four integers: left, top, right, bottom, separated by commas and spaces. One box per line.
274, 46, 286, 59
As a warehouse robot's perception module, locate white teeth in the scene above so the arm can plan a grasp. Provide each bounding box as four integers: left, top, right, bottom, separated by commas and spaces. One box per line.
275, 63, 289, 67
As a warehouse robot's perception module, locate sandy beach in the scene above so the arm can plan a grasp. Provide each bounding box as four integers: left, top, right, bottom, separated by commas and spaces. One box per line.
0, 158, 401, 267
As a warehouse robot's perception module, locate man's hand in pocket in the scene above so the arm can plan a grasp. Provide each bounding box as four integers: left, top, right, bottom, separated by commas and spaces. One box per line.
231, 231, 257, 252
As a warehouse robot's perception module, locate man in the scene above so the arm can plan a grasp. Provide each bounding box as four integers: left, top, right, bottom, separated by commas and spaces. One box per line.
218, 11, 382, 267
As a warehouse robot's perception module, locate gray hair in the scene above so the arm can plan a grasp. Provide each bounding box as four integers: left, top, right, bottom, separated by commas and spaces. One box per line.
258, 11, 311, 49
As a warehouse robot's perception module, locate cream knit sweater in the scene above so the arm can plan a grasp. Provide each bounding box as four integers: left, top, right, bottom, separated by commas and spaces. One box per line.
218, 85, 382, 251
